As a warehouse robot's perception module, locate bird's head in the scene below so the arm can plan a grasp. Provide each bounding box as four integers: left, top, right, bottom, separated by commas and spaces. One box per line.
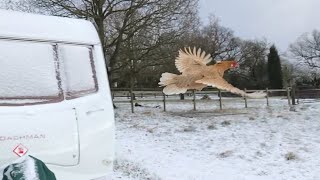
229, 60, 239, 69
216, 59, 239, 69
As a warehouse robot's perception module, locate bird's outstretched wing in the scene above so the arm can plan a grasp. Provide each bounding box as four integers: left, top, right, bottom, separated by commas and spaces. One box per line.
196, 76, 266, 98
175, 47, 212, 74
196, 76, 246, 96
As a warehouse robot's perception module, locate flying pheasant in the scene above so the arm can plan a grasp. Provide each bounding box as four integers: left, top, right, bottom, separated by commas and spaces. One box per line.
159, 47, 266, 98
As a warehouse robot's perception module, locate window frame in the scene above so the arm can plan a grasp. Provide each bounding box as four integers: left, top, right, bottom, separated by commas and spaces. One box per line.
0, 39, 99, 106
0, 40, 64, 106
57, 44, 99, 100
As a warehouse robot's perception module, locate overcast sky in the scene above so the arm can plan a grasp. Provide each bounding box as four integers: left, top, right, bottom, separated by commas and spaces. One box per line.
199, 0, 320, 52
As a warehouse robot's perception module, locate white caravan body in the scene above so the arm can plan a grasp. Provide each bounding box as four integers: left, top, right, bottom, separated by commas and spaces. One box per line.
0, 10, 115, 179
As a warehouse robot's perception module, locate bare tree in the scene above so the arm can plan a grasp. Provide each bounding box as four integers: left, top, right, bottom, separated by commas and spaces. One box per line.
227, 39, 269, 89
239, 39, 268, 74
103, 0, 199, 87
290, 30, 320, 69
202, 15, 241, 61
178, 15, 241, 64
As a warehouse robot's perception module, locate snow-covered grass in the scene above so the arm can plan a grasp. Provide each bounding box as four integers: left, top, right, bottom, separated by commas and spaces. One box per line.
112, 97, 320, 180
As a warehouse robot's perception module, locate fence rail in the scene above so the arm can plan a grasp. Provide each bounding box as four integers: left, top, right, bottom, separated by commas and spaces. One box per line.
111, 87, 308, 113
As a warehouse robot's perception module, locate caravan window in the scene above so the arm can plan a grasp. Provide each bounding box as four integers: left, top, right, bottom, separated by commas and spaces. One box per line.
0, 40, 98, 105
59, 45, 98, 99
0, 40, 61, 104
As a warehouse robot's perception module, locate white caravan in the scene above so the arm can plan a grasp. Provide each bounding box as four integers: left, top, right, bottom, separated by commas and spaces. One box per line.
0, 10, 115, 179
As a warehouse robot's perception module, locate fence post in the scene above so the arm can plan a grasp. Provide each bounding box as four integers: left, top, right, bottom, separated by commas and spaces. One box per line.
218, 90, 222, 110
291, 85, 296, 105
244, 88, 248, 108
130, 90, 134, 113
266, 88, 269, 106
193, 90, 196, 111
296, 88, 300, 104
163, 93, 166, 112
287, 87, 291, 106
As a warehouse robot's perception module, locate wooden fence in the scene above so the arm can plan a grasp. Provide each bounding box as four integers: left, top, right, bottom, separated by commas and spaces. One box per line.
112, 87, 298, 113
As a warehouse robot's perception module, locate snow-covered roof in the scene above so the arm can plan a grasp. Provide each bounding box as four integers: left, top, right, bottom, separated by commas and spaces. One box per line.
0, 10, 100, 45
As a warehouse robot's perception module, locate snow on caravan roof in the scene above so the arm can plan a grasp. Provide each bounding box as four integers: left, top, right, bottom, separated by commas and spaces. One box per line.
0, 10, 100, 45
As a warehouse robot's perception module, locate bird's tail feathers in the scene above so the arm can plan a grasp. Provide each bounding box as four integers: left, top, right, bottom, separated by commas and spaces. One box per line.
159, 72, 188, 95
159, 72, 178, 86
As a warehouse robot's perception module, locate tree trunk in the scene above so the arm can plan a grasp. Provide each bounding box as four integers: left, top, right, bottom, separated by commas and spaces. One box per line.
179, 94, 185, 100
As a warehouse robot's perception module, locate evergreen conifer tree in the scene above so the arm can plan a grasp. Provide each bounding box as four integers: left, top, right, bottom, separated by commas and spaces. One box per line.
267, 45, 283, 89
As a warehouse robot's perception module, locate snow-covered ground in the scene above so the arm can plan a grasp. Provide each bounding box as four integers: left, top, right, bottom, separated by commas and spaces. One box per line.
112, 97, 320, 180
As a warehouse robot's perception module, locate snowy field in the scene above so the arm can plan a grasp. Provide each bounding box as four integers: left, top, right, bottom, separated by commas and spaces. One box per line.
111, 97, 320, 180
